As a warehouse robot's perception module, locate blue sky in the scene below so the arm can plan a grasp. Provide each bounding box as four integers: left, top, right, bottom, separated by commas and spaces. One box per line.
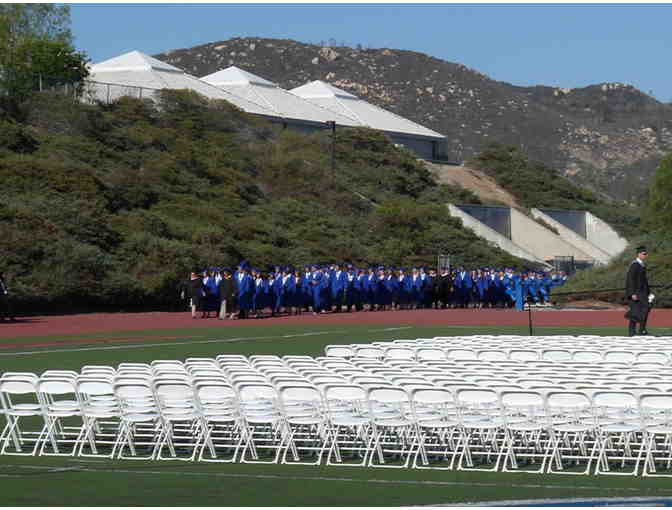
70, 4, 672, 101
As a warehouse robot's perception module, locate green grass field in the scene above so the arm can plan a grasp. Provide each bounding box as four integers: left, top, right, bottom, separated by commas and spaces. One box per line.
2, 323, 671, 506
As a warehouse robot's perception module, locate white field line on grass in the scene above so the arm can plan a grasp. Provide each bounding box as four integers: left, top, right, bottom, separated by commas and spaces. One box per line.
1, 463, 669, 494
0, 326, 413, 357
436, 496, 672, 507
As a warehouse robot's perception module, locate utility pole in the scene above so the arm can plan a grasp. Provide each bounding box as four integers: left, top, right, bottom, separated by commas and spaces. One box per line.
326, 120, 336, 181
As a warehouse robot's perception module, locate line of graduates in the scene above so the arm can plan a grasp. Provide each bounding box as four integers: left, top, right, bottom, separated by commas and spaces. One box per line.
183, 262, 570, 319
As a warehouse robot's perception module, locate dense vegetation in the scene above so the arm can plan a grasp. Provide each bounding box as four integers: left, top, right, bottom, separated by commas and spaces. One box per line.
470, 144, 640, 238
0, 90, 532, 314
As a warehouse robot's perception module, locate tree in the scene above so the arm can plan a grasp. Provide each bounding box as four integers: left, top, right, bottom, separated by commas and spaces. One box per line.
642, 153, 672, 234
0, 5, 88, 117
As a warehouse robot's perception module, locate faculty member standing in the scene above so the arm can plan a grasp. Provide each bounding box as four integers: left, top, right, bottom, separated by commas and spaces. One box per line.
625, 245, 651, 336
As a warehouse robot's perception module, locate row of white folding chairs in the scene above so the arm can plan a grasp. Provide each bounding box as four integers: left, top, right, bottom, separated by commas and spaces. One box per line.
70, 356, 672, 393
0, 371, 248, 462
326, 344, 672, 365
4, 368, 672, 475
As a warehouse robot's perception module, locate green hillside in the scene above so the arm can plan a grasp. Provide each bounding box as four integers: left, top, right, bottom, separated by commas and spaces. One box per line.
0, 90, 531, 313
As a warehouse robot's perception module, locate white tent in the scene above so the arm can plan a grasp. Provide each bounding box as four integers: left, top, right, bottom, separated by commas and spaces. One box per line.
85, 51, 275, 116
290, 80, 446, 159
201, 67, 359, 127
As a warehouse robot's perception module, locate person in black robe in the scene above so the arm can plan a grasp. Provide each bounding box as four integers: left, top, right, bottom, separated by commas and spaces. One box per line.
186, 272, 205, 319
0, 272, 15, 322
217, 268, 237, 320
625, 245, 651, 336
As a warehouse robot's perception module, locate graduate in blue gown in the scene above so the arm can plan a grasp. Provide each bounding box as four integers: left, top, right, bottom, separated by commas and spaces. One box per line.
310, 265, 325, 314
330, 264, 347, 313
234, 262, 254, 319
344, 265, 358, 312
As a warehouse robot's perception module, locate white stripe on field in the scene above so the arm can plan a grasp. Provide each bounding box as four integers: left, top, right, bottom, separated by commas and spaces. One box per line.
0, 326, 414, 356
0, 330, 347, 356
1, 463, 668, 493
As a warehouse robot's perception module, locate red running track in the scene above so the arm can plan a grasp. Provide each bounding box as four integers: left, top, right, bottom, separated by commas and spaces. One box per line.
1, 308, 672, 340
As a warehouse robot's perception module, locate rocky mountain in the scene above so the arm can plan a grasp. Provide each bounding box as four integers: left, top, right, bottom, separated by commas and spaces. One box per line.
156, 37, 672, 203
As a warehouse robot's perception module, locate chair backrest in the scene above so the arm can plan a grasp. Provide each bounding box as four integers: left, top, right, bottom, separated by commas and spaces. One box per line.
415, 348, 447, 361
509, 350, 540, 362
572, 350, 603, 363
384, 347, 416, 361
366, 386, 411, 419
278, 385, 324, 417
545, 390, 592, 410
639, 393, 672, 414
603, 351, 635, 364
477, 350, 508, 362
194, 380, 237, 405
81, 365, 116, 376
76, 376, 115, 397
354, 346, 384, 359
446, 349, 478, 361
541, 349, 572, 362
636, 352, 669, 365
236, 383, 277, 402
455, 388, 499, 407
592, 390, 638, 411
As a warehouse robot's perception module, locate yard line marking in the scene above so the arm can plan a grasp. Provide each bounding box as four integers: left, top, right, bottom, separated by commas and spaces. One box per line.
3, 464, 669, 493
450, 496, 672, 507
0, 324, 419, 356
367, 326, 414, 332
0, 330, 350, 356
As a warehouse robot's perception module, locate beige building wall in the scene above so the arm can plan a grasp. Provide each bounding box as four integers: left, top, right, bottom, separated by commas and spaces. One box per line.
585, 212, 628, 258
509, 208, 594, 262
530, 208, 612, 264
447, 204, 549, 266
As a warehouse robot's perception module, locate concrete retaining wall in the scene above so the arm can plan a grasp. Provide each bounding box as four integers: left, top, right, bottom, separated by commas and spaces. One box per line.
586, 212, 628, 258
509, 208, 594, 262
531, 208, 612, 264
448, 204, 548, 265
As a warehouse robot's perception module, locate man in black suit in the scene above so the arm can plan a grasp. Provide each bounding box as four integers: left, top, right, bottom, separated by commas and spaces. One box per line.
625, 246, 651, 336
0, 272, 15, 322
218, 268, 237, 320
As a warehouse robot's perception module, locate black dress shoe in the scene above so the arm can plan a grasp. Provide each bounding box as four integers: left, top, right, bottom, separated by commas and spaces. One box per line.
639, 330, 649, 336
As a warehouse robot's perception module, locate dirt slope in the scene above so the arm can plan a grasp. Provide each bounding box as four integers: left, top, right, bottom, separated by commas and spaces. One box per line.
424, 161, 520, 207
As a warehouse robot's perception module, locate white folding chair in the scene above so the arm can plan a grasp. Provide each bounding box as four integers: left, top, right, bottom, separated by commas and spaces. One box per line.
112, 380, 162, 460
498, 390, 549, 473
194, 380, 241, 463
236, 383, 282, 464
76, 376, 120, 458
0, 373, 42, 456
36, 378, 83, 456
278, 385, 327, 465
639, 393, 672, 477
409, 387, 460, 470
455, 388, 503, 472
323, 384, 371, 467
153, 379, 202, 461
545, 391, 598, 475
366, 386, 416, 468
592, 391, 642, 476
